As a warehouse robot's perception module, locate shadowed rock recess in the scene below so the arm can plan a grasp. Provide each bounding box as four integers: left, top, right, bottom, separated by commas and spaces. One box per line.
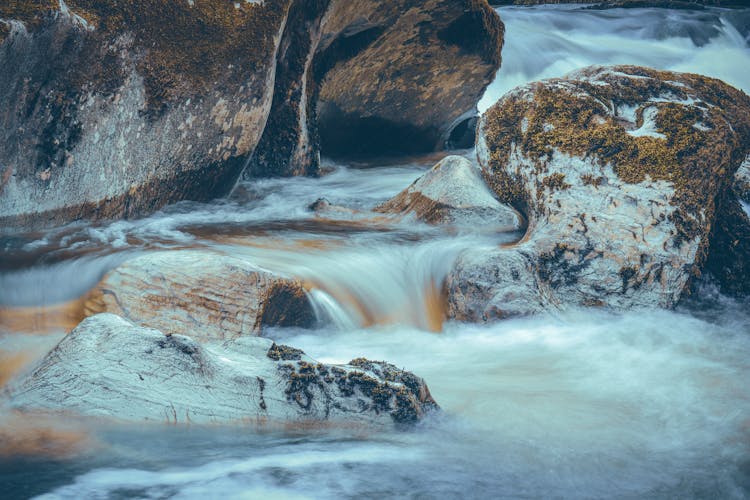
447, 65, 750, 321
0, 0, 503, 231
9, 314, 438, 426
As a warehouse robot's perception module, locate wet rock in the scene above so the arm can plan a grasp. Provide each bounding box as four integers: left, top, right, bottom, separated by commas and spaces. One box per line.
1, 0, 504, 230
734, 157, 750, 203
448, 65, 750, 320
8, 313, 438, 426
0, 0, 291, 230
313, 0, 504, 159
376, 155, 520, 229
84, 251, 315, 342
704, 155, 750, 296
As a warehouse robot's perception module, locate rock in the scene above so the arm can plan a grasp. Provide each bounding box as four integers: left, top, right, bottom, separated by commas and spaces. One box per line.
734, 156, 750, 203
447, 65, 750, 320
1, 1, 504, 231
312, 0, 504, 159
704, 155, 750, 296
375, 155, 521, 229
84, 251, 315, 343
8, 313, 438, 426
0, 0, 290, 230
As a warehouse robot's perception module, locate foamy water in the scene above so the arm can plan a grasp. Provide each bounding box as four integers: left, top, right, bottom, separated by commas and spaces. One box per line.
479, 5, 750, 111
2, 5, 750, 499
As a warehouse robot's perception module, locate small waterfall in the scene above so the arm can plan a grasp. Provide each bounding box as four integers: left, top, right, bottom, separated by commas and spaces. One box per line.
231, 237, 477, 332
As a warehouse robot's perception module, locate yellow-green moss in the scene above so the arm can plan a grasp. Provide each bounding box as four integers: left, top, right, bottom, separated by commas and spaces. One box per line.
482, 66, 750, 246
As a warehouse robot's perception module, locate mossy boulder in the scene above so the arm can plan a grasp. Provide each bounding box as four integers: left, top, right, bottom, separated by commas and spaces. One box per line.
448, 65, 750, 320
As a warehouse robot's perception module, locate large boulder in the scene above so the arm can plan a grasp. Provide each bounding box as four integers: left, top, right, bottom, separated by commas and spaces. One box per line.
375, 155, 520, 229
0, 1, 504, 231
448, 65, 750, 321
83, 251, 315, 342
0, 0, 290, 230
8, 313, 438, 426
310, 0, 504, 159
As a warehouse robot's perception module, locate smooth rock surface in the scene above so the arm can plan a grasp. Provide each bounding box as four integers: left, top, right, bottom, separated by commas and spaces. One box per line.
448, 65, 750, 320
84, 251, 315, 342
8, 314, 438, 426
314, 0, 504, 159
376, 155, 520, 229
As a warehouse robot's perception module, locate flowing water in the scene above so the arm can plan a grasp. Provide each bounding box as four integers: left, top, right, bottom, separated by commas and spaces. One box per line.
2, 5, 750, 499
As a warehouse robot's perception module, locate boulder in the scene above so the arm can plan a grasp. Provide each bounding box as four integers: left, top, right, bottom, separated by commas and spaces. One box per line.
0, 0, 290, 230
84, 251, 315, 342
311, 0, 504, 159
8, 313, 438, 426
0, 1, 504, 231
447, 65, 750, 320
375, 155, 521, 229
0, 0, 503, 229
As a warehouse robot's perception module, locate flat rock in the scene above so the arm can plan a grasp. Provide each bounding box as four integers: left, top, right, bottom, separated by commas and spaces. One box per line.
448, 65, 750, 320
376, 155, 520, 230
8, 314, 438, 426
84, 251, 315, 343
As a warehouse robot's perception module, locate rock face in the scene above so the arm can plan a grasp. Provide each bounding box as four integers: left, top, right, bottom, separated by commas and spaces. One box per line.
313, 0, 504, 159
0, 0, 504, 231
247, 0, 505, 172
0, 0, 290, 230
83, 251, 315, 343
705, 155, 750, 296
448, 66, 750, 321
376, 155, 520, 229
9, 314, 438, 426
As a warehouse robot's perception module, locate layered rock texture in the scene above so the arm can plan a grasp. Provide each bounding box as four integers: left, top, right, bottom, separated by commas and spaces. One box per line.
83, 251, 315, 342
0, 0, 503, 231
9, 314, 438, 426
448, 66, 750, 321
376, 155, 520, 229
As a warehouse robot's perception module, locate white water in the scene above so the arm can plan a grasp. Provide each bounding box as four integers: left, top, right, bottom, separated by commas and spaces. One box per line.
2, 5, 750, 499
479, 5, 750, 111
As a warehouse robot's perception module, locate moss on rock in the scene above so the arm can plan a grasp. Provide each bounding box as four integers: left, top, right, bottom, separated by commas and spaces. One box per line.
481, 65, 750, 250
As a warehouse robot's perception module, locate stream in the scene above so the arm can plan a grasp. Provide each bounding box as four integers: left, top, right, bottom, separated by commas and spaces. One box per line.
2, 4, 750, 499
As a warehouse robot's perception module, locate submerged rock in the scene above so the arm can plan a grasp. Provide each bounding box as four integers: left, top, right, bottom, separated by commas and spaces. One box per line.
0, 0, 504, 231
376, 155, 520, 230
9, 314, 438, 426
448, 65, 750, 320
84, 251, 315, 342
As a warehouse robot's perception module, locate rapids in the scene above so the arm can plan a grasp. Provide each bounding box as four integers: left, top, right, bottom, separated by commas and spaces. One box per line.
2, 4, 750, 499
